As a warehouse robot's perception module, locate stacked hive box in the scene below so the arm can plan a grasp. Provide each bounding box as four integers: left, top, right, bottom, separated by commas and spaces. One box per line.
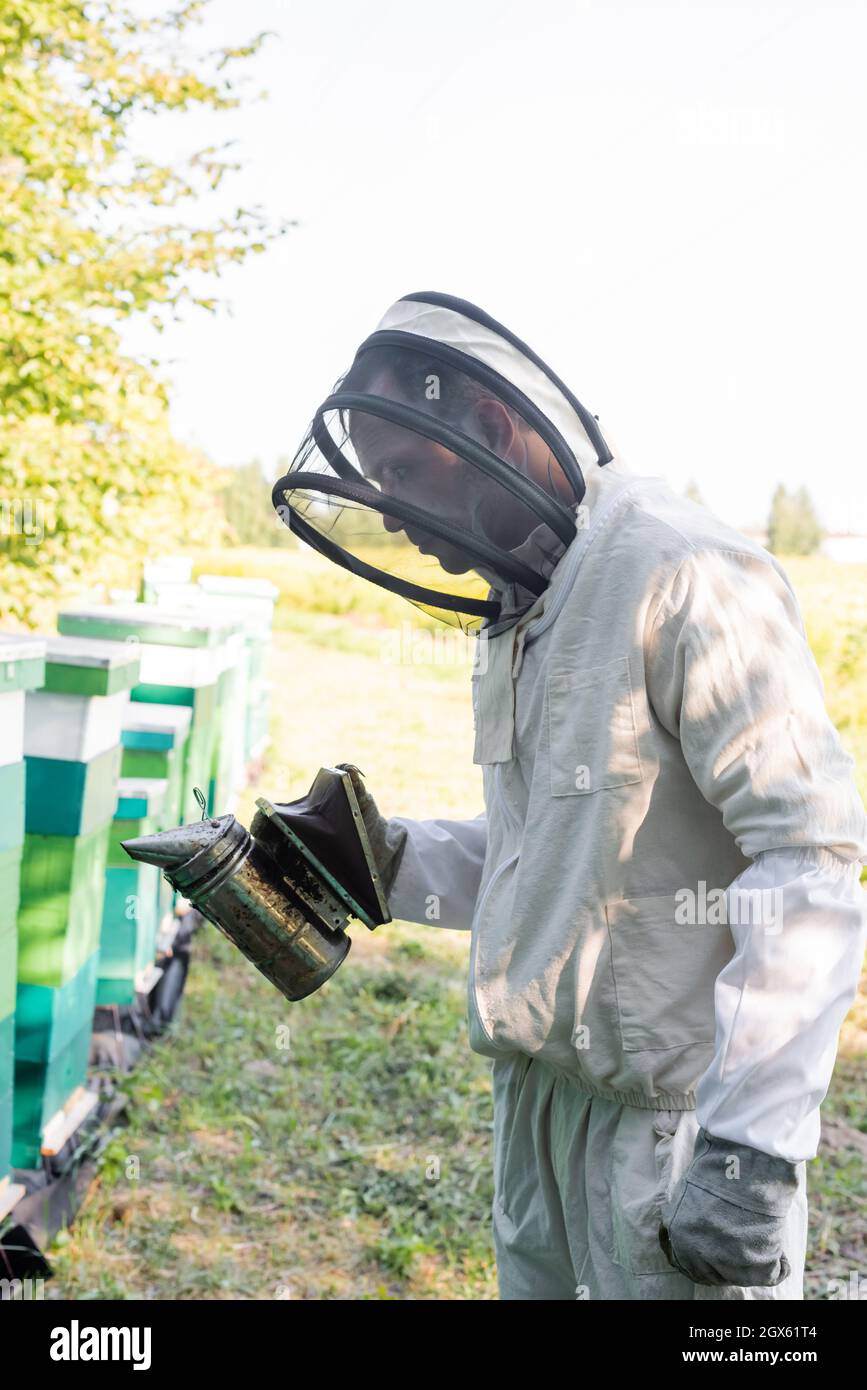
120, 703, 192, 831
120, 702, 192, 926
145, 572, 277, 790
195, 577, 278, 768
14, 636, 139, 1166
208, 631, 247, 816
140, 555, 193, 607
140, 600, 247, 817
98, 777, 167, 1005
0, 635, 46, 1182
58, 605, 233, 827
145, 580, 251, 813
153, 600, 248, 808
109, 593, 251, 815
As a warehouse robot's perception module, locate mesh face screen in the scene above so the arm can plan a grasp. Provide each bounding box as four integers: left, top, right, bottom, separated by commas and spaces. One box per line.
274, 337, 583, 631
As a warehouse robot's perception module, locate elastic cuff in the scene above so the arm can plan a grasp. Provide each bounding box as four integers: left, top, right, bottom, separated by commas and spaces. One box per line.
753, 845, 865, 879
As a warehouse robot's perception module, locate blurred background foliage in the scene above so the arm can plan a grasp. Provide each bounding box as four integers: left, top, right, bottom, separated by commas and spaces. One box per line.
767, 484, 823, 556
0, 0, 285, 625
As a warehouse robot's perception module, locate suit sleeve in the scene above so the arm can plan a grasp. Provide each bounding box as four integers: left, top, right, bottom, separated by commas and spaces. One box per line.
386, 814, 488, 931
694, 845, 866, 1161
646, 547, 867, 1161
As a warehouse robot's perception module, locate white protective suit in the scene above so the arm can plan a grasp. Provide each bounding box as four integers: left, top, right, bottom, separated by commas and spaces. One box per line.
378, 299, 867, 1300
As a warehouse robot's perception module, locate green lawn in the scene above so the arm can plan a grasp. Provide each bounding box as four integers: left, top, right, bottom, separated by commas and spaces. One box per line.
47, 551, 867, 1299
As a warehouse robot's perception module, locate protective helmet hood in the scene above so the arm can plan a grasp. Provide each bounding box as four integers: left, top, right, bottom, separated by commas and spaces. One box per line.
273, 291, 612, 631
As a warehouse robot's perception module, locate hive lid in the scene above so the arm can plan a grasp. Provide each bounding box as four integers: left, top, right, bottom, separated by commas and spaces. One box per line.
58, 603, 236, 649
197, 576, 279, 601
43, 635, 140, 696
0, 634, 47, 694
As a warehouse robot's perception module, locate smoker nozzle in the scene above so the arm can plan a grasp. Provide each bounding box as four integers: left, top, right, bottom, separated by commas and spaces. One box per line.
121, 817, 230, 869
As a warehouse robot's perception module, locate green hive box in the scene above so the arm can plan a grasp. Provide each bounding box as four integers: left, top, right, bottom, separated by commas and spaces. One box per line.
12, 1018, 92, 1168
246, 638, 270, 683
0, 637, 35, 1176
129, 686, 217, 825
0, 634, 47, 699
14, 950, 99, 1063
0, 844, 23, 943
24, 636, 139, 766
187, 721, 220, 821
23, 634, 137, 838
0, 638, 45, 908
121, 746, 184, 831
222, 640, 251, 800
0, 1011, 14, 1098
140, 556, 193, 605
153, 579, 276, 798
58, 603, 237, 826
0, 1012, 13, 1180
95, 882, 158, 1005
209, 642, 246, 816
25, 744, 122, 837
131, 680, 217, 721
58, 603, 230, 650
97, 779, 166, 1005
171, 575, 278, 785
0, 1084, 11, 1180
42, 635, 140, 698
0, 933, 16, 1019
120, 702, 191, 832
0, 760, 25, 853
196, 574, 277, 627
245, 679, 272, 761
0, 888, 19, 1017
17, 821, 112, 987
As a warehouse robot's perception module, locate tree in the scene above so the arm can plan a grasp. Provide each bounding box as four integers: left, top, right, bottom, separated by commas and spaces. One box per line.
684, 478, 705, 506
766, 484, 823, 556
222, 459, 295, 548
0, 1, 286, 624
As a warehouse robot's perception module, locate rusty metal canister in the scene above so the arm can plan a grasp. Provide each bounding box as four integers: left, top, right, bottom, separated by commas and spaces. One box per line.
121, 811, 352, 1001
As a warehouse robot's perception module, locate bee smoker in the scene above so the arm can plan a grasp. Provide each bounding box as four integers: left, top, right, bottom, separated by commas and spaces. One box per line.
121, 767, 391, 1001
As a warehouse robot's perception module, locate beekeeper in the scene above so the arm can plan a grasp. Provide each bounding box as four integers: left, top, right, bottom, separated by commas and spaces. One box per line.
273, 291, 867, 1300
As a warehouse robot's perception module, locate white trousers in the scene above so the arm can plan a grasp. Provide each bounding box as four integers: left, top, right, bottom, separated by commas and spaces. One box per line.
491, 1053, 809, 1301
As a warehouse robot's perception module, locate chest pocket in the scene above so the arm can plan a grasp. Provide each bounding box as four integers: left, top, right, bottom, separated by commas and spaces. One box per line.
546, 655, 643, 796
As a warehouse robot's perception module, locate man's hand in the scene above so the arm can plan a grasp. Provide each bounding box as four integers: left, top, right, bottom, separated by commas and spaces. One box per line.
658, 1128, 799, 1287
335, 763, 408, 898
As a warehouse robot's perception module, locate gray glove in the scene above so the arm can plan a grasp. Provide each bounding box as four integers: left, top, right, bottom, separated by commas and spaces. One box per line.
658, 1128, 799, 1288
335, 763, 408, 900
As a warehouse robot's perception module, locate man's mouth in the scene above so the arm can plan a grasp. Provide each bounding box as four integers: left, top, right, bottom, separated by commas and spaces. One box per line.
406, 527, 434, 553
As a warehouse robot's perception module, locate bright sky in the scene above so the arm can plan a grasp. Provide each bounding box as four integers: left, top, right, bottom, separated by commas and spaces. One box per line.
126, 0, 866, 533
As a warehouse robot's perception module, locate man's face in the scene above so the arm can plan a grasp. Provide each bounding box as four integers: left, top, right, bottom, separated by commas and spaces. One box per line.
350, 392, 552, 576
351, 412, 481, 573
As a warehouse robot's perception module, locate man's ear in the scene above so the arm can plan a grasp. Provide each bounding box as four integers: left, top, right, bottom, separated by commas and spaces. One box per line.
473, 398, 517, 457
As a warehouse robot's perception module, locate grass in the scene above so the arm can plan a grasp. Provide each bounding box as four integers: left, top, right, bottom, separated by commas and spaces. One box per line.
784, 557, 867, 810
46, 549, 866, 1300
49, 924, 497, 1299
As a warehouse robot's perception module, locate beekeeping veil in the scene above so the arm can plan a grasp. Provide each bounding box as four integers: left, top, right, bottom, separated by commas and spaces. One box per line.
272, 292, 612, 632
